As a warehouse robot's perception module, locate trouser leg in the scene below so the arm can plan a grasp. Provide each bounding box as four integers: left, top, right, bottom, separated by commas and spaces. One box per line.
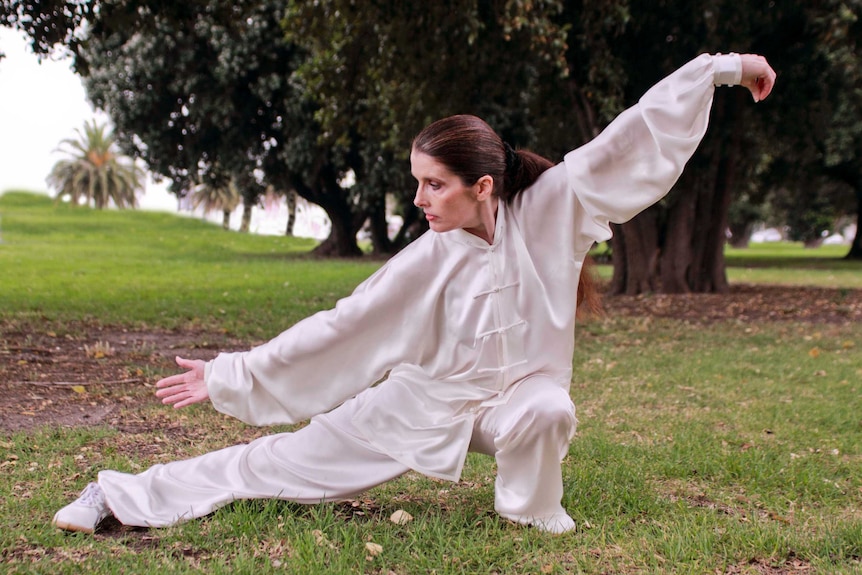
99, 392, 410, 527
470, 376, 577, 533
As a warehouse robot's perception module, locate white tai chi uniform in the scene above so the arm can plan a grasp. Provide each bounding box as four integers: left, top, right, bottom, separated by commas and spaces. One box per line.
99, 54, 742, 532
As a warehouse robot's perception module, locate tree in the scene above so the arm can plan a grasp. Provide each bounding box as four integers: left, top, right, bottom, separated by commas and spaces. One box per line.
8, 0, 860, 267
47, 119, 144, 209
78, 0, 412, 255
815, 0, 862, 258
734, 0, 862, 256
281, 0, 573, 254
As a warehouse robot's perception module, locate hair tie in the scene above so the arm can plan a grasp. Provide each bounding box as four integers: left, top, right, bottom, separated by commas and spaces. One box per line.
503, 141, 521, 174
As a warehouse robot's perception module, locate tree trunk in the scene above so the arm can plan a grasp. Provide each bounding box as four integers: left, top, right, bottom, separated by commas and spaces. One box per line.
284, 190, 296, 237
846, 182, 862, 260
312, 200, 363, 257
290, 170, 363, 257
222, 210, 230, 230
609, 208, 660, 295
367, 196, 394, 255
391, 203, 425, 250
239, 201, 252, 233
282, 156, 381, 257
727, 221, 752, 248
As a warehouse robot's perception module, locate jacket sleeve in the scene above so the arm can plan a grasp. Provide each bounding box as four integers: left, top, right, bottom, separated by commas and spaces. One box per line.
564, 53, 742, 243
203, 239, 430, 426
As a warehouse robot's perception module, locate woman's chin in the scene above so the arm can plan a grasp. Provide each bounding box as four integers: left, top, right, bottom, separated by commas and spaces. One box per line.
428, 221, 452, 233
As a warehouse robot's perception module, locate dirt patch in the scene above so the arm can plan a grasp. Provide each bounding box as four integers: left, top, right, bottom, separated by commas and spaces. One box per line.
1, 284, 860, 434
0, 324, 246, 433
605, 284, 862, 325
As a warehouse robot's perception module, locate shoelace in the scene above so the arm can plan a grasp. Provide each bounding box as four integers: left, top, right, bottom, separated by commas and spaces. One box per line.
78, 483, 106, 507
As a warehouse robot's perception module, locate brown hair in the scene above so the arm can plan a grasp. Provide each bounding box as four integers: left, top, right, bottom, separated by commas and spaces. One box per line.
412, 114, 602, 317
411, 114, 551, 202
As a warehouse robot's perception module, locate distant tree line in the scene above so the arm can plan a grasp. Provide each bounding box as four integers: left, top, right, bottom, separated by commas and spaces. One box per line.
2, 0, 860, 294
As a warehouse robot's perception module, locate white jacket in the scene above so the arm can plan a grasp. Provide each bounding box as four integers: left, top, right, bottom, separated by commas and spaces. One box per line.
205, 54, 741, 481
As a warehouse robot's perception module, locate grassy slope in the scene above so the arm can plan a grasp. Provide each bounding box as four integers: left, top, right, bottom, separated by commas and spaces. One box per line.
1, 191, 860, 574
0, 191, 382, 339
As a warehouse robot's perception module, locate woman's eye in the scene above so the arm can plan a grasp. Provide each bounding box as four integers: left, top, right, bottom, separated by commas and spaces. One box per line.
428, 181, 441, 191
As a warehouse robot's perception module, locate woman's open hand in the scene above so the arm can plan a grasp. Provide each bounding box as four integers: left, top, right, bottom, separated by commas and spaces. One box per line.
739, 54, 777, 103
155, 356, 210, 409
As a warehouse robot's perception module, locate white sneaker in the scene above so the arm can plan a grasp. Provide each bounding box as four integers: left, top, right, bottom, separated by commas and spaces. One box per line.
502, 511, 576, 534
52, 482, 111, 533
530, 513, 576, 534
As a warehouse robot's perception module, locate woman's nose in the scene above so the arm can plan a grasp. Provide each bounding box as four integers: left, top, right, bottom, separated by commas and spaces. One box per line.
413, 186, 427, 208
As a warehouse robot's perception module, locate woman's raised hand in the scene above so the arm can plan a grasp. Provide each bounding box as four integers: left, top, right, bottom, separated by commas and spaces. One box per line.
739, 54, 777, 103
155, 356, 210, 409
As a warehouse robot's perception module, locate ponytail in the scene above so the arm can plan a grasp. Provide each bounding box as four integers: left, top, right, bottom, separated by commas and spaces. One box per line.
500, 146, 554, 203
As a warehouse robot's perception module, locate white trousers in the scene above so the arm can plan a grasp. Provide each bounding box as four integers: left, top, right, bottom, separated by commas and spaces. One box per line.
99, 376, 576, 531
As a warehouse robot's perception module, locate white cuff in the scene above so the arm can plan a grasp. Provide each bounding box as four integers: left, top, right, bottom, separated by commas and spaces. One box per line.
712, 53, 742, 86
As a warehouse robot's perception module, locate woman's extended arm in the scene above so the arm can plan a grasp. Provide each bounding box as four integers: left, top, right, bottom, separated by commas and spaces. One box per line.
188, 239, 432, 427
562, 53, 775, 243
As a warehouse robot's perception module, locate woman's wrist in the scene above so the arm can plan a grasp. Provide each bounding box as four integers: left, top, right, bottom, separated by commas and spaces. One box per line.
711, 53, 743, 87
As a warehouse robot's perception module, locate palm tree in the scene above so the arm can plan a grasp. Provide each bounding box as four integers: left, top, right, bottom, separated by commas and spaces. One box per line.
191, 175, 241, 230
48, 119, 144, 209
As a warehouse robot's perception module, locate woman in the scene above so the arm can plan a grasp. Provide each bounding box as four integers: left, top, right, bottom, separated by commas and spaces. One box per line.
53, 53, 775, 535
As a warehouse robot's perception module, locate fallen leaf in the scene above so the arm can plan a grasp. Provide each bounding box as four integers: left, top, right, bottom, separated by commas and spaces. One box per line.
808, 347, 820, 358
389, 509, 413, 525
71, 385, 86, 394
365, 542, 383, 557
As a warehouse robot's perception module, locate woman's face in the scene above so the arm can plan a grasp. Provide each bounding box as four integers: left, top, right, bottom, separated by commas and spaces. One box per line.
410, 149, 495, 239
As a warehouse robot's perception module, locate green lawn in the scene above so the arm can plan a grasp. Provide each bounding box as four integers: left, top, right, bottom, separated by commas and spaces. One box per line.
0, 191, 381, 338
1, 191, 860, 574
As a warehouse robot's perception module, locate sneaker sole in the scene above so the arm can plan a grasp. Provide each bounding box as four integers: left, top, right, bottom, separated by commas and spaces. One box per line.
52, 518, 95, 534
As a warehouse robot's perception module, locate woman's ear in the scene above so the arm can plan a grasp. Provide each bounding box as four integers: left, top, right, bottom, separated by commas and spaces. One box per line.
474, 175, 495, 201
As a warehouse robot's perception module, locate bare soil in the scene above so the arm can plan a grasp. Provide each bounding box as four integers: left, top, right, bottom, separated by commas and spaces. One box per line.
2, 284, 861, 434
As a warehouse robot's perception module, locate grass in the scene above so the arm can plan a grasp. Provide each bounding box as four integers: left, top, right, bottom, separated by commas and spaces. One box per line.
0, 191, 381, 339
1, 191, 861, 573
